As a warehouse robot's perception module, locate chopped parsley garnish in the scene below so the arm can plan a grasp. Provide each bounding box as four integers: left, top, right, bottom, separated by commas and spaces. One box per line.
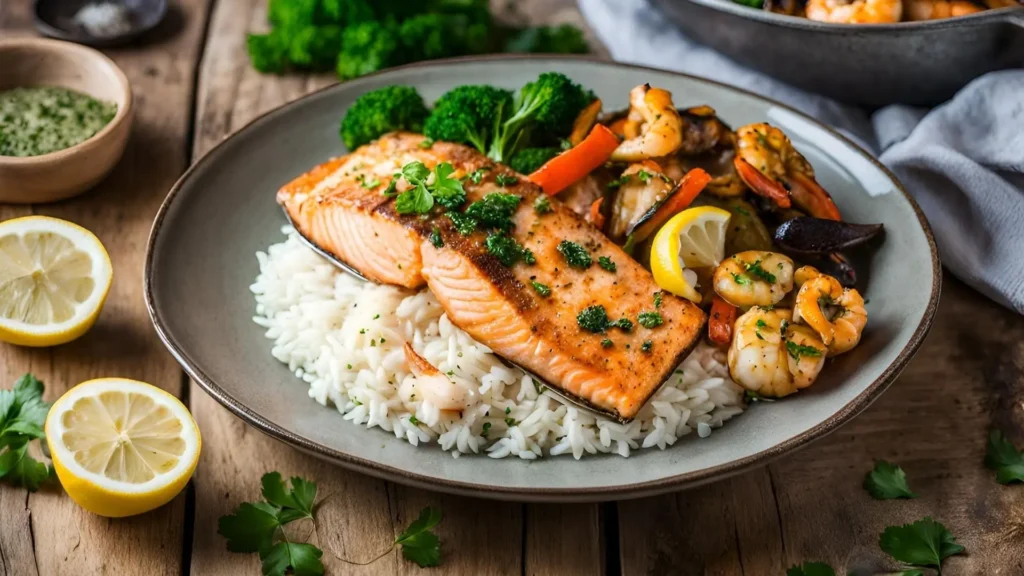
638, 311, 663, 329
533, 196, 552, 215
984, 429, 1024, 484
780, 319, 790, 335
734, 206, 752, 217
485, 232, 531, 267
408, 415, 421, 426
505, 417, 516, 427
756, 319, 768, 330
418, 138, 434, 149
597, 256, 616, 272
430, 163, 467, 210
744, 390, 775, 403
481, 422, 491, 437
654, 292, 663, 308
530, 281, 551, 297
495, 173, 518, 187
557, 240, 592, 269
559, 138, 573, 151
446, 211, 477, 235
395, 183, 434, 214
402, 161, 430, 183
658, 173, 673, 184
429, 227, 443, 248
610, 318, 633, 332
359, 175, 381, 189
382, 176, 400, 197
373, 314, 380, 319
641, 340, 652, 352
744, 259, 777, 283
577, 305, 610, 333
601, 338, 613, 348
786, 341, 823, 360
730, 272, 748, 285
637, 169, 653, 183
607, 176, 628, 190
863, 460, 918, 500
468, 166, 491, 185
464, 193, 521, 231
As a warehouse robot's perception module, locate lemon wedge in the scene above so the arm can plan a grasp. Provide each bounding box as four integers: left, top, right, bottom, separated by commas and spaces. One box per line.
650, 206, 732, 303
45, 378, 201, 518
0, 216, 113, 347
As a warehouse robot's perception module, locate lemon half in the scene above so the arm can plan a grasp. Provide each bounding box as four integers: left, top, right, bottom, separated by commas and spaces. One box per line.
650, 206, 731, 303
0, 216, 113, 347
45, 378, 201, 518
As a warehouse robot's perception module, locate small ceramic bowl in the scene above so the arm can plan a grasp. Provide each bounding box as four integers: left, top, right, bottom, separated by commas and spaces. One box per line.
0, 38, 133, 204
33, 0, 169, 48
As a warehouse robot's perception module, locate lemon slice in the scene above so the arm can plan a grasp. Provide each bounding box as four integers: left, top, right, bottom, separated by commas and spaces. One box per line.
650, 206, 732, 303
45, 378, 201, 518
0, 216, 113, 347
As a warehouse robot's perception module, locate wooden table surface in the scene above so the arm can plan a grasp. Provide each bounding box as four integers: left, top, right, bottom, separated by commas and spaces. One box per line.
2, 1, 1023, 574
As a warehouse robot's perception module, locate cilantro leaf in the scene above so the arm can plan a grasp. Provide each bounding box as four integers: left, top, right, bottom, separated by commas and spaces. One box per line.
431, 163, 466, 210
260, 472, 316, 519
401, 161, 430, 184
218, 501, 281, 553
879, 517, 964, 572
261, 472, 299, 509
262, 542, 324, 576
984, 429, 1024, 484
864, 460, 918, 500
786, 562, 835, 576
396, 506, 442, 567
395, 183, 434, 214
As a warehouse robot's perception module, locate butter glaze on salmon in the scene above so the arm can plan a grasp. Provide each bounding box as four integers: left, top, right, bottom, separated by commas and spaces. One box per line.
277, 132, 707, 420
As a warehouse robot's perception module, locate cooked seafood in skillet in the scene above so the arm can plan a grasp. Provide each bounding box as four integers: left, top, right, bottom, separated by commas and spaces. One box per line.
734, 0, 1006, 22
271, 72, 885, 449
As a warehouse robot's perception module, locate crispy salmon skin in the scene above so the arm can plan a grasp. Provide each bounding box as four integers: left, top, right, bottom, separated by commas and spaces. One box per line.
277, 132, 706, 420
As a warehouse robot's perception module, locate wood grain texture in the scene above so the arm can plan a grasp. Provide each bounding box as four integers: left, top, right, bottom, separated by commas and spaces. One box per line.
187, 0, 601, 574
0, 0, 212, 573
619, 276, 1024, 575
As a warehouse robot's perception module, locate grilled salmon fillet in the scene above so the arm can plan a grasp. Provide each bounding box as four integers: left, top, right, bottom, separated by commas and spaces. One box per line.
278, 132, 707, 420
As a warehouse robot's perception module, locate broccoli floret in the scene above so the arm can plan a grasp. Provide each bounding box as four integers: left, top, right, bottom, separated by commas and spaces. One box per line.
505, 24, 589, 55
398, 13, 452, 60
488, 72, 594, 162
508, 147, 558, 174
267, 0, 319, 28
247, 31, 291, 73
423, 85, 513, 153
340, 85, 430, 149
288, 25, 344, 70
336, 20, 404, 80
319, 0, 375, 25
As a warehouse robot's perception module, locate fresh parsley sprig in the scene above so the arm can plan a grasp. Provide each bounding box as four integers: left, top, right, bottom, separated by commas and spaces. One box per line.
0, 374, 54, 491
218, 473, 443, 573
879, 517, 964, 574
864, 460, 918, 500
392, 161, 467, 215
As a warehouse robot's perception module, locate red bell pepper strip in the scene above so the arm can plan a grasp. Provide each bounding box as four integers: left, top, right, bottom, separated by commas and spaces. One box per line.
629, 168, 713, 243
733, 157, 792, 209
709, 295, 738, 346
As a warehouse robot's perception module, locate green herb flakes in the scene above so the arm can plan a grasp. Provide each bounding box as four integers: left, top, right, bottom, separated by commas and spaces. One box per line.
638, 311, 663, 329
429, 227, 444, 248
531, 281, 551, 297
533, 196, 552, 215
557, 240, 591, 269
597, 256, 616, 272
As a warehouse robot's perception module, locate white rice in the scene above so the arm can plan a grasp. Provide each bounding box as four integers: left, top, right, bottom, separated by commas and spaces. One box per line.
250, 228, 747, 459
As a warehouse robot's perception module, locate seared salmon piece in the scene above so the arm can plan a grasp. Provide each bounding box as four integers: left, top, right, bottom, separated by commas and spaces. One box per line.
278, 132, 706, 420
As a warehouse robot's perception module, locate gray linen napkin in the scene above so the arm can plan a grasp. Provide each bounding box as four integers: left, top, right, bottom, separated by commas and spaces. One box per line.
580, 0, 1024, 313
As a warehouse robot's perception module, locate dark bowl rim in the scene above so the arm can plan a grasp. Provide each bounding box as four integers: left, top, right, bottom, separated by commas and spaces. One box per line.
32, 0, 169, 48
144, 54, 942, 502
667, 0, 1023, 30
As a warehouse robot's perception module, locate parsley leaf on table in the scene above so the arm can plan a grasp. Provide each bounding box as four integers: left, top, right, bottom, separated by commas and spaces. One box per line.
262, 542, 324, 576
218, 473, 324, 575
864, 460, 918, 500
396, 506, 443, 567
786, 562, 835, 576
984, 429, 1024, 484
0, 374, 53, 491
879, 517, 964, 573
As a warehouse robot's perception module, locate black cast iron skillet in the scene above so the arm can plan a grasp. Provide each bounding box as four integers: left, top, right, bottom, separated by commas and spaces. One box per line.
651, 0, 1024, 107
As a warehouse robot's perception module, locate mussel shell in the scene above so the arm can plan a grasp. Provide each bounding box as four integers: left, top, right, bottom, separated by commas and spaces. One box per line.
774, 217, 883, 255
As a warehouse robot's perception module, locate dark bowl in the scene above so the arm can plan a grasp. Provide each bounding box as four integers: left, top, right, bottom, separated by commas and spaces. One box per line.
651, 0, 1024, 107
34, 0, 167, 48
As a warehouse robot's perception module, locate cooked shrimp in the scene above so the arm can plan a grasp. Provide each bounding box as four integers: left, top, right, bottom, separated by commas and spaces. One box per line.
904, 0, 982, 19
610, 84, 684, 162
734, 123, 841, 220
399, 343, 475, 411
713, 250, 795, 309
728, 307, 828, 398
806, 0, 902, 22
792, 267, 867, 356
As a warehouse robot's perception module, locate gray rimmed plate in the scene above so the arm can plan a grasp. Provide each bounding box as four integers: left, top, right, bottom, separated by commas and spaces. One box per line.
145, 56, 939, 502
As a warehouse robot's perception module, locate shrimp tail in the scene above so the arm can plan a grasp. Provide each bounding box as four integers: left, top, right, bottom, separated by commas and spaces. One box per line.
790, 172, 841, 221
734, 157, 792, 208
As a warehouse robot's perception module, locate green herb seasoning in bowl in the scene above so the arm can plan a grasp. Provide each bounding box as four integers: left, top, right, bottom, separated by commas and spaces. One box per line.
0, 38, 132, 203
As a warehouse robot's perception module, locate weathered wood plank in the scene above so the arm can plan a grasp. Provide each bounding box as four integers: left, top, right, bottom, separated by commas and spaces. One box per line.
619, 276, 1024, 575
188, 0, 606, 574
0, 0, 213, 573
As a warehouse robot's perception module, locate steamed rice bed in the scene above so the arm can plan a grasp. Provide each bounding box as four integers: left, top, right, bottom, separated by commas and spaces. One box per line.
251, 229, 746, 459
